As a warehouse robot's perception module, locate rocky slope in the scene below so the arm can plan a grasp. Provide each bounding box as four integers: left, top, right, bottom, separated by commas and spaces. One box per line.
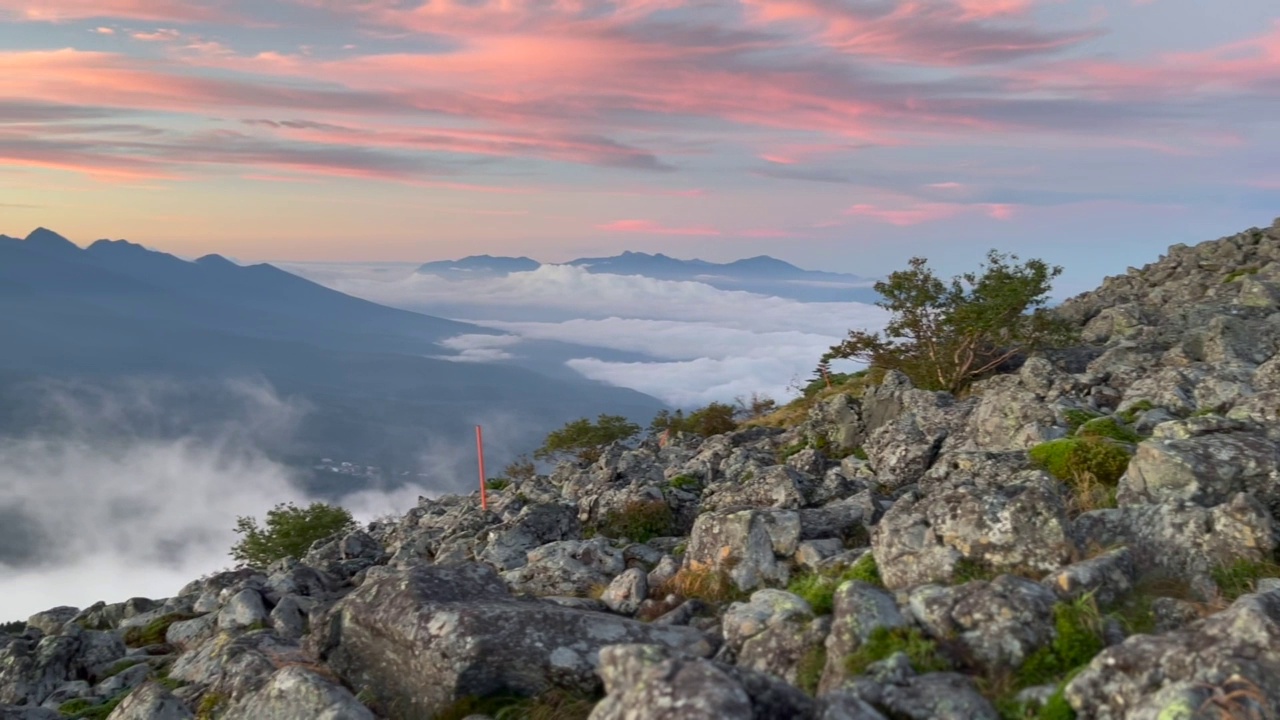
3, 218, 1279, 720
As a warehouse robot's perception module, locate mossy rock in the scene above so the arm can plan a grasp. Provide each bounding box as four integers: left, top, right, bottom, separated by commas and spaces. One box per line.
1029, 437, 1132, 486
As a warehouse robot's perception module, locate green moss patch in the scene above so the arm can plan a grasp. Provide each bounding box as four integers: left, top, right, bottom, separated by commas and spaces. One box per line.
845, 626, 951, 676
122, 612, 200, 648
592, 499, 676, 543
1029, 437, 1131, 487
1075, 417, 1141, 444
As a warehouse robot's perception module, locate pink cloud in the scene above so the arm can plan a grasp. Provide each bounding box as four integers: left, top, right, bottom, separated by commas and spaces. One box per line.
597, 219, 722, 236
0, 0, 235, 24
844, 201, 1017, 226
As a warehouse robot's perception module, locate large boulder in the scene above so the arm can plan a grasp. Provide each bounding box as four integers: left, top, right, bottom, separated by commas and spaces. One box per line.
1119, 422, 1279, 509
871, 477, 1075, 591
501, 537, 626, 597
685, 510, 800, 592
476, 502, 581, 571
310, 564, 713, 719
722, 590, 828, 685
1065, 588, 1280, 719
906, 576, 1057, 673
819, 582, 908, 694
104, 682, 193, 720
222, 666, 375, 720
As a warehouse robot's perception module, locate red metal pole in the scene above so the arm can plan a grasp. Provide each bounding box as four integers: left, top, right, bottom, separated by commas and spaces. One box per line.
476, 425, 488, 511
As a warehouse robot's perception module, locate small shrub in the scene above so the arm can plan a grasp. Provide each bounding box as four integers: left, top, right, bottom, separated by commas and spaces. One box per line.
736, 393, 778, 420
502, 456, 537, 482
1062, 409, 1101, 432
1016, 596, 1105, 688
196, 692, 225, 720
122, 612, 199, 648
1211, 558, 1280, 601
593, 500, 676, 543
845, 552, 883, 587
536, 414, 641, 464
1223, 267, 1260, 283
485, 478, 511, 491
1115, 400, 1155, 424
1064, 471, 1118, 516
650, 403, 740, 438
1029, 437, 1131, 487
845, 626, 950, 676
796, 645, 827, 696
777, 442, 808, 463
1076, 417, 1141, 444
851, 446, 869, 461
788, 573, 840, 615
661, 565, 748, 605
231, 502, 357, 567
60, 692, 128, 720
667, 474, 700, 491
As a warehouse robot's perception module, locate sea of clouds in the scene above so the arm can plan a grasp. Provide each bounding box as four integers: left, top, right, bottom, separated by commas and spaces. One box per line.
279, 262, 890, 407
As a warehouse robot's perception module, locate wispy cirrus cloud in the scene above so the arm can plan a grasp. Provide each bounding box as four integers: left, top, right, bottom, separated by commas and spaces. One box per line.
597, 219, 722, 236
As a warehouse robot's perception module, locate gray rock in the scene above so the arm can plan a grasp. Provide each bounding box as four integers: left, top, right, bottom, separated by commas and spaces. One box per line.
222, 666, 375, 720
0, 707, 61, 720
311, 564, 713, 719
1065, 588, 1280, 718
685, 509, 799, 592
795, 539, 845, 571
647, 555, 680, 591
104, 682, 193, 720
25, 608, 78, 637
1120, 428, 1279, 510
269, 596, 312, 640
476, 502, 581, 571
817, 693, 890, 720
501, 538, 626, 597
702, 465, 813, 512
169, 631, 310, 702
722, 590, 813, 654
590, 645, 753, 720
872, 477, 1075, 591
819, 582, 908, 694
1041, 547, 1136, 607
907, 576, 1056, 672
601, 569, 649, 616
844, 666, 1000, 720
164, 614, 217, 651
217, 589, 270, 631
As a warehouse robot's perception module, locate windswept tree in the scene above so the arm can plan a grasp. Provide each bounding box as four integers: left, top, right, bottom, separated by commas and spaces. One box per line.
828, 251, 1076, 393
230, 501, 357, 568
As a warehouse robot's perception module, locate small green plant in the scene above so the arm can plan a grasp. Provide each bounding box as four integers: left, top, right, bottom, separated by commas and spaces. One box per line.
796, 644, 827, 696
845, 552, 884, 587
667, 474, 700, 491
1223, 267, 1260, 283
777, 442, 809, 463
788, 572, 840, 615
1075, 417, 1141, 444
1211, 558, 1280, 601
434, 690, 596, 720
1115, 400, 1155, 424
846, 626, 950, 676
953, 558, 1001, 584
122, 612, 200, 648
485, 478, 511, 491
196, 692, 225, 720
1029, 437, 1132, 487
231, 501, 357, 567
593, 499, 676, 543
59, 691, 129, 720
536, 414, 641, 463
1036, 685, 1077, 720
1191, 407, 1219, 418
1016, 595, 1105, 688
1062, 409, 1101, 432
851, 446, 869, 461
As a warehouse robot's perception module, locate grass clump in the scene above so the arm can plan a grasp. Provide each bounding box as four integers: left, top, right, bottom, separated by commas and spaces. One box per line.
1223, 267, 1260, 283
953, 558, 999, 584
661, 565, 749, 605
103, 659, 143, 678
1029, 437, 1132, 487
845, 552, 883, 587
1115, 400, 1155, 424
845, 626, 950, 676
667, 474, 700, 492
593, 499, 676, 543
1211, 558, 1280, 601
434, 689, 596, 720
59, 692, 128, 720
787, 553, 885, 615
1062, 409, 1101, 432
1016, 596, 1105, 688
485, 478, 511, 492
1075, 417, 1141, 444
777, 442, 808, 463
796, 645, 827, 696
196, 692, 225, 720
122, 613, 200, 648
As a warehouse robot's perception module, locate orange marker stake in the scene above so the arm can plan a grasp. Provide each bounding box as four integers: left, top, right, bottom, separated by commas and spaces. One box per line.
476, 425, 488, 511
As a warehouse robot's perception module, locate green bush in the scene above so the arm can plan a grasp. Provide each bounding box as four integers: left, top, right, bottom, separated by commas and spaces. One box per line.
1029, 437, 1131, 486
667, 474, 700, 491
1016, 596, 1105, 688
650, 402, 739, 438
231, 502, 357, 568
787, 554, 883, 615
845, 552, 883, 587
536, 414, 641, 464
827, 251, 1076, 393
593, 500, 676, 543
846, 626, 950, 676
485, 478, 511, 491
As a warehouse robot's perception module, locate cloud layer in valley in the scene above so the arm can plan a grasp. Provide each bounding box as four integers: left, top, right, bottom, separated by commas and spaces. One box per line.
283, 263, 890, 407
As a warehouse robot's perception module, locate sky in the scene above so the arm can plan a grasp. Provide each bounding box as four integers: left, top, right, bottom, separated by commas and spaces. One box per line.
0, 0, 1278, 284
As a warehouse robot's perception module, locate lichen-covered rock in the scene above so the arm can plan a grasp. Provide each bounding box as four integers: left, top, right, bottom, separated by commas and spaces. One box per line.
169, 631, 310, 703
685, 509, 799, 591
906, 576, 1056, 672
1073, 493, 1274, 596
702, 465, 813, 511
840, 658, 1000, 720
872, 477, 1075, 591
1065, 588, 1280, 719
476, 502, 582, 571
1120, 427, 1279, 509
217, 589, 270, 631
0, 707, 61, 720
816, 693, 889, 720
601, 568, 648, 616
1041, 547, 1136, 606
222, 666, 375, 720
501, 537, 626, 597
819, 582, 908, 694
104, 682, 193, 720
311, 564, 713, 719
25, 608, 77, 637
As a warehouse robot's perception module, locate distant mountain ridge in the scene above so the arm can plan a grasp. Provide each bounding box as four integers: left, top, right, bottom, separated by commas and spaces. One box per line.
415, 250, 878, 303
0, 228, 665, 495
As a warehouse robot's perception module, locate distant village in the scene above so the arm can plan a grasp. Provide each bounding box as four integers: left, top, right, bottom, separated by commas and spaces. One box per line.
312, 459, 431, 482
